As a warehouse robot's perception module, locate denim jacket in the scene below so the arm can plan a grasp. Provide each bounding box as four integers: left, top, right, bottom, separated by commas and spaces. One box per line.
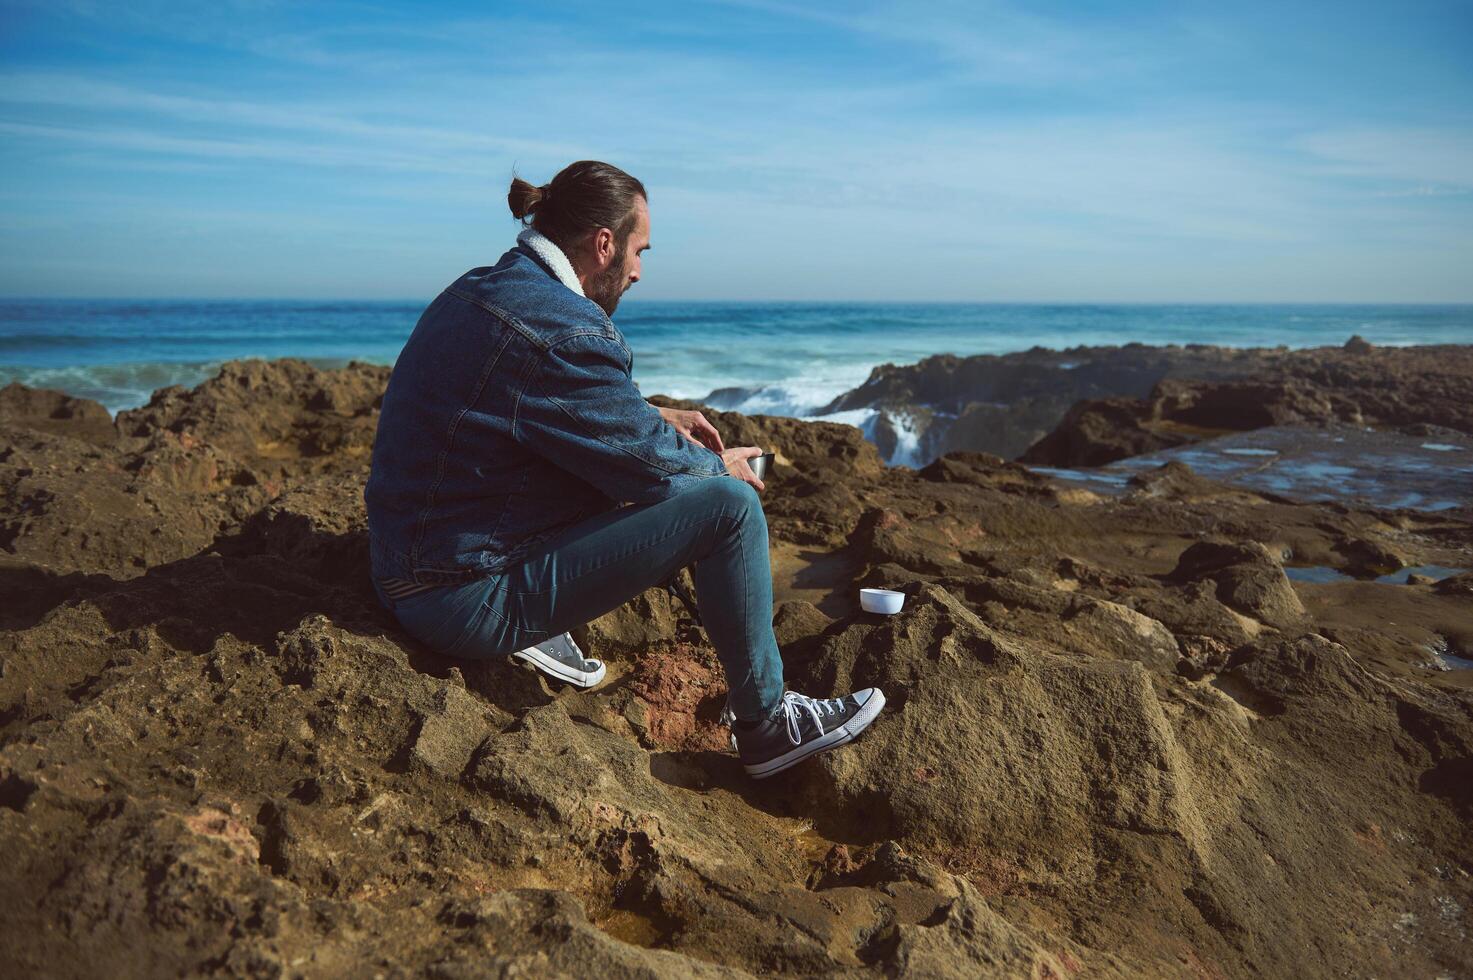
364, 240, 727, 587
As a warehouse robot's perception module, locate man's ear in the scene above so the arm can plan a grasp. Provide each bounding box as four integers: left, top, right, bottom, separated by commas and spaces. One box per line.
593, 227, 616, 267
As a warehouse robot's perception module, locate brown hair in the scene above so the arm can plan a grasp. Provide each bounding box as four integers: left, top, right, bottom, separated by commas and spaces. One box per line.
508, 160, 647, 255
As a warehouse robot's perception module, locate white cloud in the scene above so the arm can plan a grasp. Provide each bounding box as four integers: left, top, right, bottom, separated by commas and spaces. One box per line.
1297, 127, 1473, 189
707, 0, 1157, 85
0, 71, 581, 160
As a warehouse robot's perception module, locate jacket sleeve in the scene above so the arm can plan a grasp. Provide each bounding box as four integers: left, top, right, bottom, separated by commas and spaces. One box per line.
515, 333, 728, 504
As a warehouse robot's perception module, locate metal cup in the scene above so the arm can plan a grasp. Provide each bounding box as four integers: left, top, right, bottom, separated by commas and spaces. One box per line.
749, 452, 775, 481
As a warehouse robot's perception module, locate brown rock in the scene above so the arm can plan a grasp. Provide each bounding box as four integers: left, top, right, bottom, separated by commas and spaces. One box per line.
1019, 397, 1192, 467
1018, 343, 1473, 467
964, 577, 1181, 672
1334, 536, 1408, 578
115, 358, 389, 485
1434, 571, 1473, 597
408, 684, 495, 779
1168, 540, 1304, 626
229, 477, 369, 589
0, 425, 237, 577
0, 382, 117, 446
1153, 376, 1348, 429
583, 583, 682, 655
772, 599, 833, 659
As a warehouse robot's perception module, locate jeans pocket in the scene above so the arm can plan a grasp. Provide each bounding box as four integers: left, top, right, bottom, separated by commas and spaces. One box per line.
391, 580, 481, 654
443, 600, 495, 658
456, 583, 536, 658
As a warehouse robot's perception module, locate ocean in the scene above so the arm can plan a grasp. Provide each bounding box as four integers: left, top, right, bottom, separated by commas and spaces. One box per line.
1, 299, 1470, 418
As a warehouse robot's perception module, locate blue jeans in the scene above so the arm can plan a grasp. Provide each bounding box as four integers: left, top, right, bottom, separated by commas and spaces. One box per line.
372, 478, 784, 721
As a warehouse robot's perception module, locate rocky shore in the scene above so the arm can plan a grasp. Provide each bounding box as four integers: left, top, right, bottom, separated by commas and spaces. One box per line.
818, 337, 1473, 467
2, 357, 1471, 977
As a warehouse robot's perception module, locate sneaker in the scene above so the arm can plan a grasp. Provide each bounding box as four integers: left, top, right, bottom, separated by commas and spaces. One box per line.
734, 688, 886, 779
509, 633, 606, 689
719, 702, 739, 750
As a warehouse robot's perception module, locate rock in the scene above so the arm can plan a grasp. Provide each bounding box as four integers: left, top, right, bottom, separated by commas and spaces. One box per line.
621, 644, 729, 752
0, 426, 238, 577
115, 358, 389, 485
781, 339, 1473, 468
583, 584, 682, 655
963, 578, 1181, 672
793, 586, 1473, 976
408, 685, 496, 780
1149, 377, 1348, 431
274, 616, 339, 687
1019, 397, 1191, 467
427, 889, 741, 978
772, 600, 832, 660
888, 878, 1082, 978
917, 452, 1054, 491
1333, 537, 1408, 578
229, 478, 369, 589
1434, 571, 1473, 597
932, 397, 1087, 464
1169, 541, 1272, 578
0, 382, 117, 446
919, 451, 1005, 482
1126, 460, 1247, 502
648, 395, 884, 480
180, 804, 260, 865
1168, 540, 1305, 626
814, 345, 1246, 465
22, 799, 292, 975
1017, 344, 1473, 467
1344, 334, 1374, 353
259, 798, 342, 884
465, 701, 664, 824
126, 435, 239, 493
790, 586, 1212, 859
1061, 597, 1182, 672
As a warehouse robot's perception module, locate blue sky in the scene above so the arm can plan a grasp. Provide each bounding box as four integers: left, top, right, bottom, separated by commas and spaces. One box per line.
0, 0, 1470, 301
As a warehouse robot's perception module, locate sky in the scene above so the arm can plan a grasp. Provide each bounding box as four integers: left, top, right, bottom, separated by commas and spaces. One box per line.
0, 0, 1470, 302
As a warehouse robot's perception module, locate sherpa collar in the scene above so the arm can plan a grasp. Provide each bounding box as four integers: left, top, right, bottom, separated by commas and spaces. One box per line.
516, 228, 584, 297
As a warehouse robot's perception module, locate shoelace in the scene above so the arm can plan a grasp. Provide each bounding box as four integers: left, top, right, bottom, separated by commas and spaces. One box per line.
779, 691, 844, 746
564, 634, 597, 670
539, 633, 597, 671
721, 693, 847, 749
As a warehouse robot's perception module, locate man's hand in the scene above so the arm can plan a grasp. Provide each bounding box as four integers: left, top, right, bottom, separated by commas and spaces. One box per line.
722, 446, 765, 492
657, 406, 725, 454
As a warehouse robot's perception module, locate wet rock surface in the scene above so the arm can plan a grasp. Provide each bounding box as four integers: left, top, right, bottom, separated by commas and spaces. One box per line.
2, 358, 1471, 977
1019, 342, 1473, 467
812, 341, 1473, 467
1032, 423, 1473, 515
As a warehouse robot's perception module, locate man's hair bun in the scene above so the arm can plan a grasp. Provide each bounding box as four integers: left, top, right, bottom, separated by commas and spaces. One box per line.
508, 177, 546, 220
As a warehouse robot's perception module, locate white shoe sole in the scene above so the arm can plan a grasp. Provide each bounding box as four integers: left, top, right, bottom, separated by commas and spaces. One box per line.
509, 646, 607, 689
745, 689, 887, 779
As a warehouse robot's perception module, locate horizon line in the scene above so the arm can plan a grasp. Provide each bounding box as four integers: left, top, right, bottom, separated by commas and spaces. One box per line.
4, 296, 1473, 308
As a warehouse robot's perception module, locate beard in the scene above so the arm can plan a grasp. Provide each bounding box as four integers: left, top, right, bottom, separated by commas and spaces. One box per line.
586, 252, 631, 317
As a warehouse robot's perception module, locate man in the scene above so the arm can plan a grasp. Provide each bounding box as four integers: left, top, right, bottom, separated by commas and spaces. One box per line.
364, 160, 884, 778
